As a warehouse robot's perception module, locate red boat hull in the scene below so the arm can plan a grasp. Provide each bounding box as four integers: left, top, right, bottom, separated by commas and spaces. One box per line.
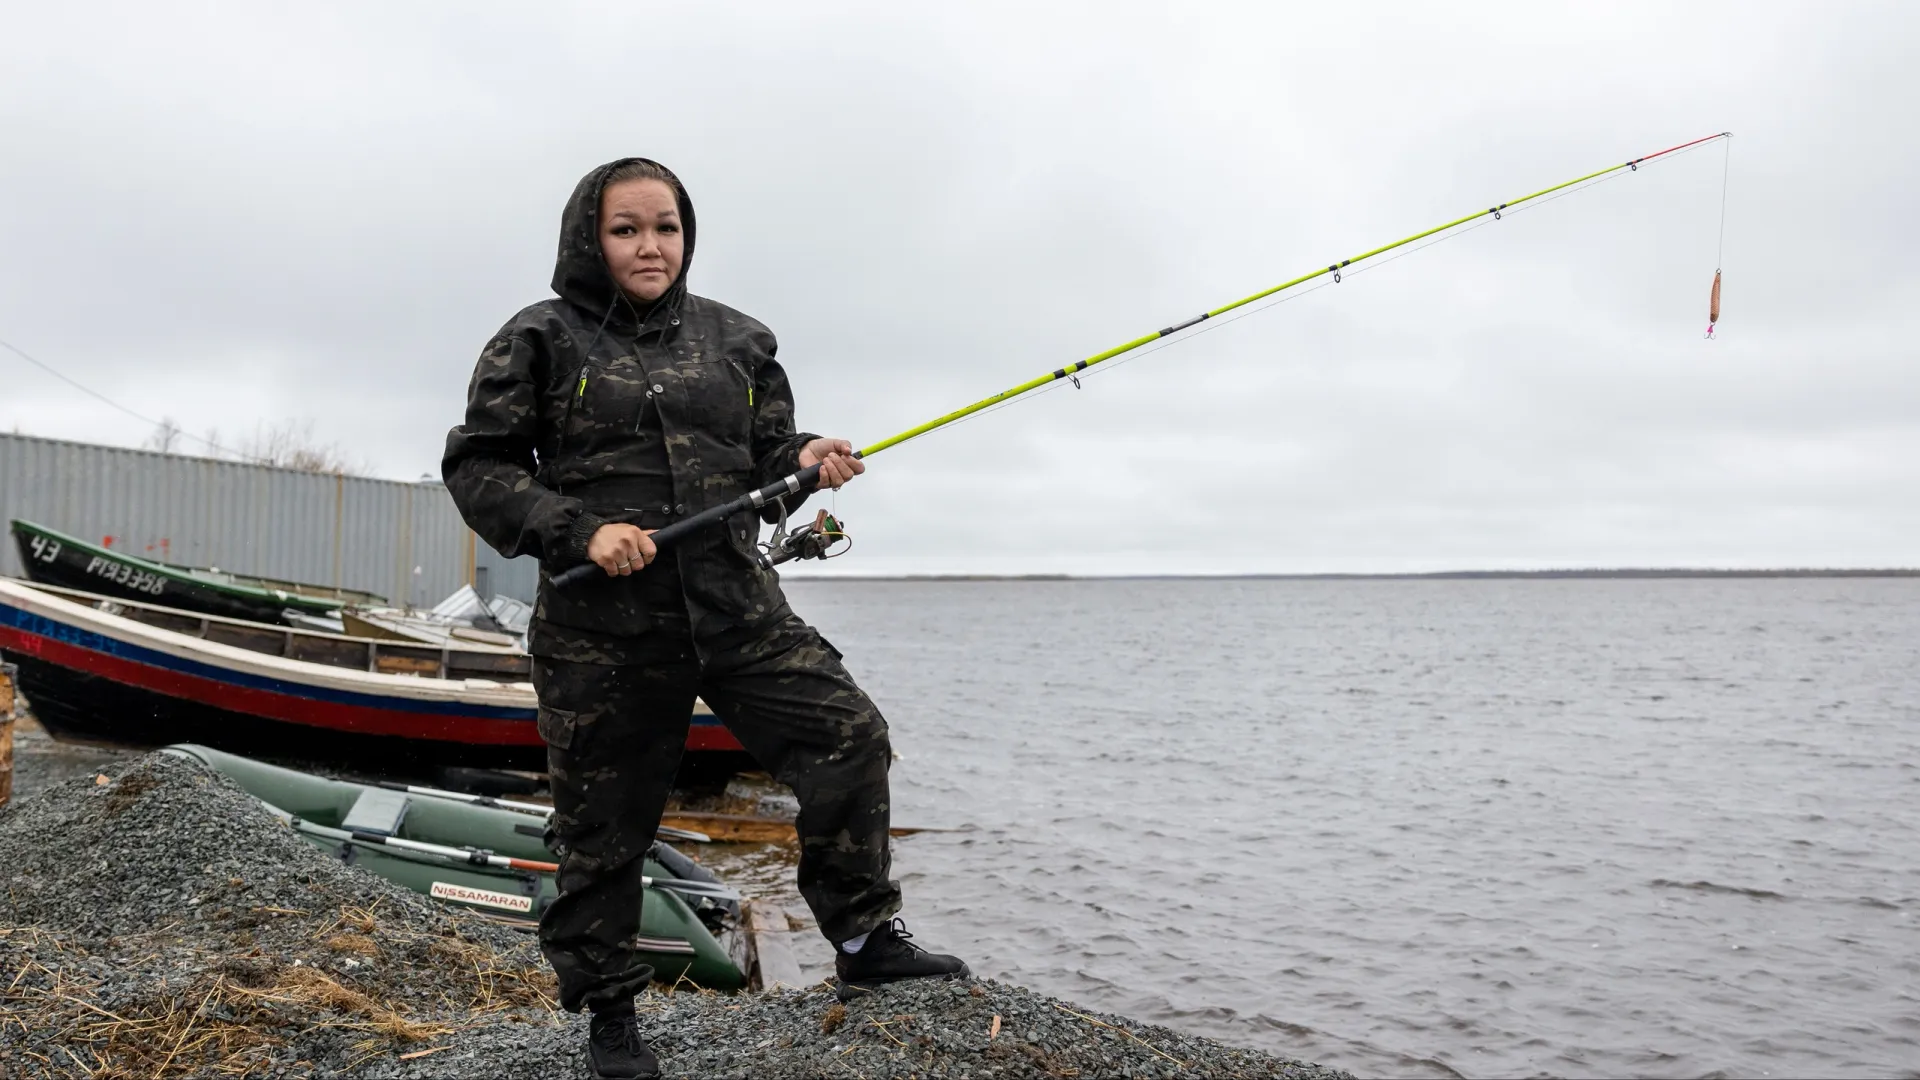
0, 588, 747, 777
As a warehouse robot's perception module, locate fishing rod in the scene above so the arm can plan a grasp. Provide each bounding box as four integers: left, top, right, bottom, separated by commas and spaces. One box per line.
556, 131, 1732, 588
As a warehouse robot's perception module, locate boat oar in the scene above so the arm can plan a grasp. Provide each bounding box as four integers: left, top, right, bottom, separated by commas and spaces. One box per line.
263, 803, 740, 901
384, 780, 951, 846
375, 780, 710, 844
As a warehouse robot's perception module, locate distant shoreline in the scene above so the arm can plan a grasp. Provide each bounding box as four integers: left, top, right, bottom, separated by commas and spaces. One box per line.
788, 568, 1920, 582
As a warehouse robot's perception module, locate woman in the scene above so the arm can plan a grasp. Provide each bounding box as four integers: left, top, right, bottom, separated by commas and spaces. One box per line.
444, 158, 966, 1079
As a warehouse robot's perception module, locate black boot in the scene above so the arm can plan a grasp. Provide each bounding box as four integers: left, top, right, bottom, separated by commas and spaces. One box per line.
834, 918, 971, 1001
587, 1002, 660, 1080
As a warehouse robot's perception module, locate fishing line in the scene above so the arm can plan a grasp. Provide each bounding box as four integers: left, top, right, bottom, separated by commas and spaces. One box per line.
1077, 139, 1725, 385
0, 335, 263, 462
919, 139, 1710, 443
1707, 135, 1732, 338
1715, 137, 1732, 268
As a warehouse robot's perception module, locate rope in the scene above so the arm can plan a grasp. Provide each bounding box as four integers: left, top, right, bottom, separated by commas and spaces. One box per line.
0, 336, 263, 462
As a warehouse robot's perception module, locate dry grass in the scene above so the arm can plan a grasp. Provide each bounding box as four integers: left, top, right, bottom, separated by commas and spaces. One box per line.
1051, 1003, 1187, 1069
309, 902, 380, 940
322, 932, 380, 956
296, 901, 556, 1012
0, 903, 560, 1079
2, 964, 445, 1078
425, 929, 559, 1013
4, 960, 389, 1068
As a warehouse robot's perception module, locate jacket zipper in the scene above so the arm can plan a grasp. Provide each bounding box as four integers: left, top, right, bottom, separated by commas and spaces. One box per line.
728, 358, 754, 407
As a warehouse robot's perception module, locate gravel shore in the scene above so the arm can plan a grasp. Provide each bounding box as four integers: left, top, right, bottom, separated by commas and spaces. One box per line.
0, 749, 1350, 1079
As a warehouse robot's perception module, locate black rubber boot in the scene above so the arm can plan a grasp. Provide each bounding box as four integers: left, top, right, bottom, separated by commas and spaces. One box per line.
588, 1003, 660, 1080
834, 918, 971, 1001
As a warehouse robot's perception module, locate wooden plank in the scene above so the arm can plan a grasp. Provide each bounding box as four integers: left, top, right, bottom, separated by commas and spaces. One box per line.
373, 651, 442, 677
445, 652, 534, 679
204, 622, 290, 653
0, 662, 14, 808
743, 899, 805, 992
117, 608, 206, 637
285, 635, 379, 670
659, 811, 949, 844
342, 610, 437, 643
726, 920, 753, 983
660, 813, 795, 844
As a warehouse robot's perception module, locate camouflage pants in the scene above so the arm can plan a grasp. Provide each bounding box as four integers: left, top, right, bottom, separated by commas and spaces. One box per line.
531, 613, 900, 1013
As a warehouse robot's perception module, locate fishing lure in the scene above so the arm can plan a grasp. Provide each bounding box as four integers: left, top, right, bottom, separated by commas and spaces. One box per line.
1707, 270, 1722, 339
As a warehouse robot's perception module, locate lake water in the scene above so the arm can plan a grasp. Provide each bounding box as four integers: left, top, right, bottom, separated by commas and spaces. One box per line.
767, 577, 1920, 1078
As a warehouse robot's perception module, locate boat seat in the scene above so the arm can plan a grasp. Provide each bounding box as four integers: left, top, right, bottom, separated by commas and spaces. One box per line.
341, 788, 410, 837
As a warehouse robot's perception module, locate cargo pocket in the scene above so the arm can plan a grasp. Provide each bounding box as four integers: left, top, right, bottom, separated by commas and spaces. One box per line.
722, 509, 765, 569
536, 705, 577, 750
813, 631, 845, 662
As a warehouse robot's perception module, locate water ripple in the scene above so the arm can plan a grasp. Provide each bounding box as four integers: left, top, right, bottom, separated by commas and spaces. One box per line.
775, 577, 1920, 1079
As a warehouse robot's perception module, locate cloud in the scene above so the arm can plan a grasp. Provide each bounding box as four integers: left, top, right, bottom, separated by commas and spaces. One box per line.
2, 0, 1914, 571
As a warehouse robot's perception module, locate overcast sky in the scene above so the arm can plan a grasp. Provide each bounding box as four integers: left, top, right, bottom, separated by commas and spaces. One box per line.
2, 1, 1914, 574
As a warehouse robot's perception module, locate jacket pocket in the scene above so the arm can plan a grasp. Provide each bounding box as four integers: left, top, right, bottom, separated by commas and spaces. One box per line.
535, 573, 655, 639
684, 355, 754, 450
536, 705, 577, 750
725, 508, 759, 551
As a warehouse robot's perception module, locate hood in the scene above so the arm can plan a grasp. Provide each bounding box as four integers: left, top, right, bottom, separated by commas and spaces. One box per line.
551, 157, 698, 327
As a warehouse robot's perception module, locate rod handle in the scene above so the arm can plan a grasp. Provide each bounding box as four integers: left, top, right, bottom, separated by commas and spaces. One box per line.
551, 463, 824, 589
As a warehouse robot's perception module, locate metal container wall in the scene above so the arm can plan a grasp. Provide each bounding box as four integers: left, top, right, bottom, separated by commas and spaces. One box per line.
475, 535, 540, 605
0, 433, 537, 604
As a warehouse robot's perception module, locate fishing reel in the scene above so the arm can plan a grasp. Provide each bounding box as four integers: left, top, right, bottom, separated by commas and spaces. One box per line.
757, 508, 851, 568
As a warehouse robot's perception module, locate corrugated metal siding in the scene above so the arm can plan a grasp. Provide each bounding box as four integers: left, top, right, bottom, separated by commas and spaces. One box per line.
475, 533, 539, 604
0, 432, 537, 604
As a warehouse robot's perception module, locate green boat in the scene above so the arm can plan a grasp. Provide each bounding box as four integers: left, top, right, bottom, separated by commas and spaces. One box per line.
162, 743, 746, 990
12, 519, 375, 627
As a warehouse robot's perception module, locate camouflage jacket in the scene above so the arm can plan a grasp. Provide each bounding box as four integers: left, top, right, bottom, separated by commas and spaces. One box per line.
443, 158, 817, 653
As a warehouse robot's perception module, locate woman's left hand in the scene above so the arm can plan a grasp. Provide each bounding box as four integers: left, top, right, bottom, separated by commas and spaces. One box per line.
799, 438, 865, 490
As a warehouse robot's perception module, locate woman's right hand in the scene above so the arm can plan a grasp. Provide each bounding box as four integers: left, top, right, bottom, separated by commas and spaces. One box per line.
587, 524, 658, 577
